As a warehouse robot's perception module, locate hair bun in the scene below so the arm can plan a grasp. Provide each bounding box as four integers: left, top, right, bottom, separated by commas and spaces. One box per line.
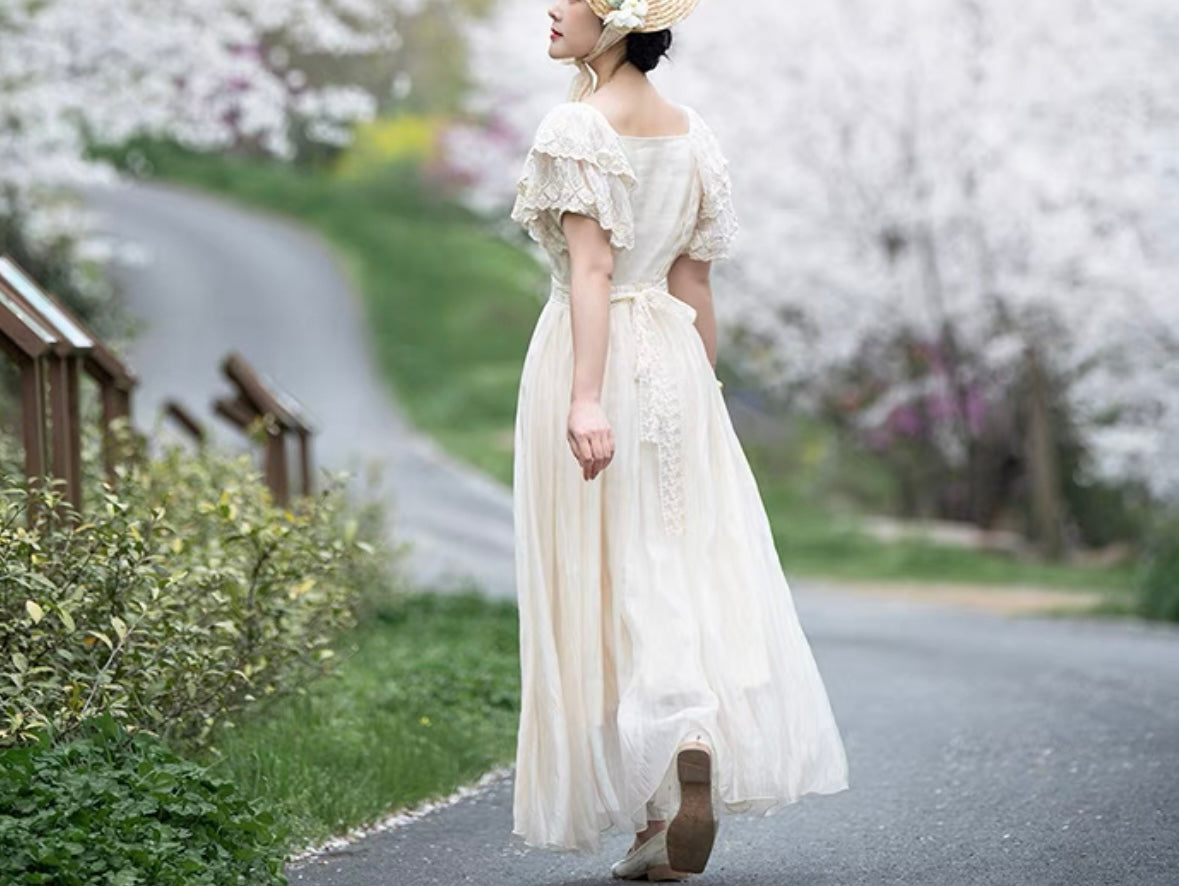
625, 30, 673, 74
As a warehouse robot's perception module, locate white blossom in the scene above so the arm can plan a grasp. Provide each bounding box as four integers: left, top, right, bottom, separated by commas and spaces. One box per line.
2, 0, 419, 312
455, 0, 1179, 501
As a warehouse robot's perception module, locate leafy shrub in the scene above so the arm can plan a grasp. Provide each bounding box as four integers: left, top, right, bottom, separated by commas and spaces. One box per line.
0, 435, 391, 747
1138, 514, 1179, 621
334, 113, 441, 179
0, 714, 288, 885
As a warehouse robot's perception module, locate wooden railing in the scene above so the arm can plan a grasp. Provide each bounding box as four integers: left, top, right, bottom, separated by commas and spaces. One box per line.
213, 351, 315, 506
0, 255, 135, 509
0, 255, 314, 510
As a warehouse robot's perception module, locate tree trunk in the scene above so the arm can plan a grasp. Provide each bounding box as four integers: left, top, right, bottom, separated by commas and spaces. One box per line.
1025, 347, 1064, 558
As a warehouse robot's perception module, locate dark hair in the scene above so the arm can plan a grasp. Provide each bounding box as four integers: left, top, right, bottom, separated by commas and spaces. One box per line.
624, 29, 673, 73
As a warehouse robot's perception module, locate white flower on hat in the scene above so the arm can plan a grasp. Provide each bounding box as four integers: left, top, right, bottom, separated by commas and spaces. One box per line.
603, 0, 648, 31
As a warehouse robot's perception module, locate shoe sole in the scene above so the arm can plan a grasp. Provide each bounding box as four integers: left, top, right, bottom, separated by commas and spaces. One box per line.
666, 745, 716, 874
610, 833, 692, 881
645, 864, 691, 881
613, 862, 692, 881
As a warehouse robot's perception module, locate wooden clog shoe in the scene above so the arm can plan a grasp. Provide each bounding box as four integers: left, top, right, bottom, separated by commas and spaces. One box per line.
665, 738, 717, 874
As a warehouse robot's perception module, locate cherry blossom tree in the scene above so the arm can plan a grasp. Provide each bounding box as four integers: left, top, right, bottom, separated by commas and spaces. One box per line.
1, 0, 420, 315
454, 0, 1179, 525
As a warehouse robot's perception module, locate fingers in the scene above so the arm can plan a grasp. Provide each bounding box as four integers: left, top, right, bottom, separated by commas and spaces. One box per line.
586, 431, 609, 480
568, 427, 614, 481
568, 429, 594, 479
566, 401, 614, 480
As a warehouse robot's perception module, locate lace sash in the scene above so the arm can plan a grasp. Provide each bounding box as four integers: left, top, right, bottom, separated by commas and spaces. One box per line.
550, 278, 697, 536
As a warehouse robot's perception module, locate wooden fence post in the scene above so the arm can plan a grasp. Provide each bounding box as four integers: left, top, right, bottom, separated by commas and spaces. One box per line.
163, 399, 207, 446
212, 351, 315, 506
0, 256, 138, 502
0, 283, 58, 517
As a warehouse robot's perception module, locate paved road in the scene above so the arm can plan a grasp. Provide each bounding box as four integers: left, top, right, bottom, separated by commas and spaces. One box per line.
88, 180, 516, 597
90, 179, 1179, 886
288, 586, 1179, 886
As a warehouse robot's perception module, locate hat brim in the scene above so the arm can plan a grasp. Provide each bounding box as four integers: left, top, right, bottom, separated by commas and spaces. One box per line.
587, 0, 702, 33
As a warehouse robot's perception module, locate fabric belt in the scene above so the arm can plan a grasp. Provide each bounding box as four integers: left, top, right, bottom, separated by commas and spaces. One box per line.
550, 278, 697, 535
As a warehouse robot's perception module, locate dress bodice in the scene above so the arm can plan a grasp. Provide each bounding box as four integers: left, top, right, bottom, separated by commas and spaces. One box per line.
611, 133, 698, 285
510, 102, 738, 289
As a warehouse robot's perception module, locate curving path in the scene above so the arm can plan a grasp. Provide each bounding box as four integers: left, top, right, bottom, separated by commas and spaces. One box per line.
87, 179, 516, 598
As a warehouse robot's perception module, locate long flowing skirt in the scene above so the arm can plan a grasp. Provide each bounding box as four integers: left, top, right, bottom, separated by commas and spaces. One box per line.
511, 283, 848, 852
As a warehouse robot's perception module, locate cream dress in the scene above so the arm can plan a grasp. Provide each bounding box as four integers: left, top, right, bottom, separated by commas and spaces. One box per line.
509, 101, 848, 853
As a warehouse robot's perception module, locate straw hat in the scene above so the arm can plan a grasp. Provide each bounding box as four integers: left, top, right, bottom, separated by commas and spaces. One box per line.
586, 0, 702, 33
564, 0, 701, 100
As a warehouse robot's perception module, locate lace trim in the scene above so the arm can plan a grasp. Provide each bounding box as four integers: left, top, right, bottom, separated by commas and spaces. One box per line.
628, 288, 687, 536
550, 280, 696, 536
511, 104, 637, 255
530, 103, 637, 175
684, 107, 739, 262
511, 153, 636, 253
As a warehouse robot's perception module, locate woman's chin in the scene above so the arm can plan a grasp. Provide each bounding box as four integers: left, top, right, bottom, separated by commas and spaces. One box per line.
547, 37, 586, 61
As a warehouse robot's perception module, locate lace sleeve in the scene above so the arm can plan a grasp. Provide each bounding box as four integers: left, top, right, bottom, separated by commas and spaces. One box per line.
685, 108, 739, 262
510, 103, 636, 255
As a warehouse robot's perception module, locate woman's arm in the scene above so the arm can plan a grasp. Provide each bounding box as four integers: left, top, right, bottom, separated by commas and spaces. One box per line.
667, 254, 717, 369
562, 211, 616, 482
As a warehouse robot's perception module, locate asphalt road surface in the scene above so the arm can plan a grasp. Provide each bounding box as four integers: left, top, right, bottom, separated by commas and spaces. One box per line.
288, 586, 1179, 886
90, 179, 1178, 886
88, 179, 515, 597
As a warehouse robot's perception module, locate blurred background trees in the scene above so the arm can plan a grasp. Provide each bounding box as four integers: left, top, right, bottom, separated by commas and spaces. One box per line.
2, 0, 1175, 577
455, 0, 1178, 561
0, 0, 489, 322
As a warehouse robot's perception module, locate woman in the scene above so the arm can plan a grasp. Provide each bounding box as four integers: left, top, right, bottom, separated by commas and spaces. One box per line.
509, 0, 849, 878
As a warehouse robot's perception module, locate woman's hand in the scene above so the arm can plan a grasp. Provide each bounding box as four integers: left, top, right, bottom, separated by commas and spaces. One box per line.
567, 398, 614, 481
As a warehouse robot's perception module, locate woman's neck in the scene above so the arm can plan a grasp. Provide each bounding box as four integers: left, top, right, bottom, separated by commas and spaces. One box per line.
587, 47, 643, 93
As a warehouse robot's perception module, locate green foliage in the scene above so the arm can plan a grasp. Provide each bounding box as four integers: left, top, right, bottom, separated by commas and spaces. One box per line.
0, 436, 391, 747
0, 714, 287, 885
743, 433, 1137, 592
1058, 434, 1152, 549
334, 114, 441, 178
365, 590, 519, 721
1137, 515, 1179, 621
205, 590, 520, 846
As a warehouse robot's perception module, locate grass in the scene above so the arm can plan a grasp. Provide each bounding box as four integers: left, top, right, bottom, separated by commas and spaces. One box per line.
124, 142, 1136, 597
199, 590, 520, 849
772, 521, 1136, 591
745, 430, 1138, 593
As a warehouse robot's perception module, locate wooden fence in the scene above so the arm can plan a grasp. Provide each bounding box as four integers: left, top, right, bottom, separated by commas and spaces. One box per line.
0, 255, 314, 511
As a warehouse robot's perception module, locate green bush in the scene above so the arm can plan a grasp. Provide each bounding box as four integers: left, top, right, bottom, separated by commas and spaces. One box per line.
1138, 514, 1179, 621
0, 434, 390, 747
0, 714, 287, 885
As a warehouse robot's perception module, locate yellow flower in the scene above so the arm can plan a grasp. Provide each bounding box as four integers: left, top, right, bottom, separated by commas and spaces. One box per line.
335, 114, 439, 179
